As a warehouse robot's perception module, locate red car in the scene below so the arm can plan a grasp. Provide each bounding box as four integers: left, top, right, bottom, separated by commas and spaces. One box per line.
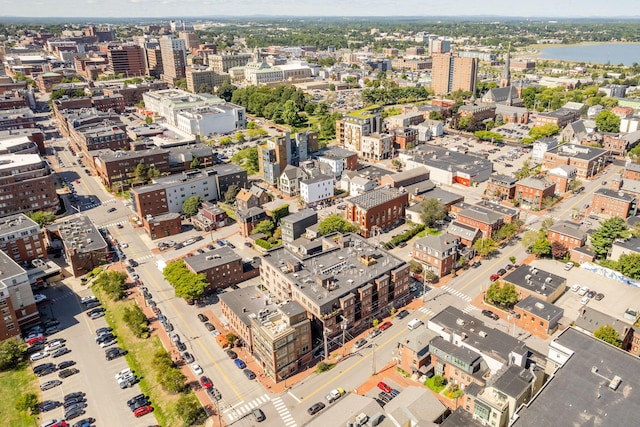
27, 336, 46, 345
134, 405, 153, 417
199, 376, 212, 389
377, 381, 392, 393
379, 321, 392, 331
490, 274, 500, 281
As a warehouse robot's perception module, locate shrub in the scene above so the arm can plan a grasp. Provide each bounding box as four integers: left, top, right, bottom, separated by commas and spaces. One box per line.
123, 305, 150, 338
255, 239, 272, 249
315, 361, 335, 373
384, 225, 425, 249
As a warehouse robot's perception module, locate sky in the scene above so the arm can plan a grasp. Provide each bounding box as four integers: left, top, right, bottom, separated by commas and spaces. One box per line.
0, 0, 636, 19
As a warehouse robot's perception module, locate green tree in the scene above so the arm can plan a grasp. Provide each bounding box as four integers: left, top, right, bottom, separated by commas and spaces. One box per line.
251, 219, 276, 237
485, 281, 520, 307
0, 337, 27, 370
509, 256, 517, 265
591, 217, 629, 259
318, 214, 359, 235
521, 230, 540, 251
219, 136, 233, 146
123, 304, 150, 338
163, 260, 209, 301
616, 253, 640, 279
231, 146, 259, 175
473, 238, 498, 258
224, 184, 240, 204
531, 238, 552, 257
145, 115, 153, 125
494, 223, 518, 242
419, 198, 448, 228
226, 332, 238, 346
270, 204, 290, 226
234, 132, 246, 143
26, 211, 56, 227
182, 196, 203, 217
216, 80, 237, 102
593, 325, 622, 347
176, 394, 205, 425
595, 110, 621, 133
423, 270, 438, 284
429, 111, 443, 121
15, 392, 39, 415
158, 367, 187, 392
94, 271, 127, 300
408, 260, 423, 274
190, 154, 202, 169
540, 217, 555, 233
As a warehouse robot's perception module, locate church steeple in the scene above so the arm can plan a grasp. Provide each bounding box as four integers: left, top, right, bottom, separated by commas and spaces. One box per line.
500, 44, 511, 88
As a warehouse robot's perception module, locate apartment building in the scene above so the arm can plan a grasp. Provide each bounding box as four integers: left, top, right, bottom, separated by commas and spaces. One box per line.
431, 53, 478, 95
486, 174, 517, 201
360, 133, 393, 161
0, 251, 39, 339
281, 209, 317, 246
236, 186, 270, 212
515, 176, 556, 210
92, 148, 170, 191
106, 44, 147, 77
260, 232, 411, 340
591, 188, 637, 218
452, 204, 506, 240
513, 296, 563, 338
317, 146, 358, 178
0, 108, 37, 132
159, 35, 187, 84
299, 174, 334, 206
502, 265, 565, 304
183, 246, 259, 292
49, 215, 109, 277
0, 153, 58, 218
412, 235, 459, 278
0, 214, 45, 264
534, 108, 581, 128
143, 212, 182, 240
208, 53, 252, 73
547, 221, 586, 250
185, 67, 230, 93
259, 132, 317, 185
344, 186, 409, 238
336, 106, 383, 154
542, 144, 609, 179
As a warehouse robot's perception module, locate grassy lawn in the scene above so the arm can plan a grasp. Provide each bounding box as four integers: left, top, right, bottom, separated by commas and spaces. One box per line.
218, 202, 237, 221
93, 284, 198, 427
0, 361, 39, 427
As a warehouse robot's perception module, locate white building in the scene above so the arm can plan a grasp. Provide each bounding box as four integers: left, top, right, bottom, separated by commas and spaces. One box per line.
136, 169, 219, 214
361, 133, 393, 161
318, 155, 347, 178
143, 89, 246, 135
621, 116, 640, 133
300, 174, 334, 205
345, 175, 376, 196
532, 137, 559, 162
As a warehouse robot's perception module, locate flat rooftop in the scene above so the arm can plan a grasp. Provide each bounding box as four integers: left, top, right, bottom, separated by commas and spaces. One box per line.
54, 215, 107, 253
0, 213, 39, 237
183, 246, 240, 273
346, 186, 407, 210
219, 285, 279, 328
0, 250, 27, 280
503, 265, 565, 301
513, 328, 640, 427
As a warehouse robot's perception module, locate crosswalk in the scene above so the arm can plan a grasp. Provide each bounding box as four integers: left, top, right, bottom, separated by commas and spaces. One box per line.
462, 304, 477, 314
442, 285, 472, 302
46, 289, 75, 304
225, 394, 272, 421
135, 254, 155, 262
272, 396, 297, 427
417, 306, 435, 317
101, 220, 128, 229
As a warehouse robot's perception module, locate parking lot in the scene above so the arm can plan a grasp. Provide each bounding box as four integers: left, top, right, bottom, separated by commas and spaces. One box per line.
29, 284, 156, 427
530, 258, 640, 324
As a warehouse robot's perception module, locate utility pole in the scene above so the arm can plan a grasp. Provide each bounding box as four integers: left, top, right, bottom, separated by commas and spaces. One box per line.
371, 343, 377, 375
323, 327, 329, 363
340, 316, 349, 357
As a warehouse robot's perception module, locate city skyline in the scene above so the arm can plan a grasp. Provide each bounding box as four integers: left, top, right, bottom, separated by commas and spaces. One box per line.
0, 0, 637, 19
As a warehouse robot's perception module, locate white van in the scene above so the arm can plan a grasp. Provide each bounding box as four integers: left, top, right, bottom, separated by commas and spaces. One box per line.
407, 318, 423, 330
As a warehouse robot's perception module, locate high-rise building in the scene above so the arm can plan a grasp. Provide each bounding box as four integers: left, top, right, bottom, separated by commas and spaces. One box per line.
185, 67, 230, 93
159, 35, 187, 84
178, 31, 200, 51
209, 53, 253, 73
145, 45, 163, 78
431, 53, 478, 95
107, 44, 147, 78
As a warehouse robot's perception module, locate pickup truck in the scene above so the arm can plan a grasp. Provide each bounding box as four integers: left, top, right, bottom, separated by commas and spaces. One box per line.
325, 387, 345, 403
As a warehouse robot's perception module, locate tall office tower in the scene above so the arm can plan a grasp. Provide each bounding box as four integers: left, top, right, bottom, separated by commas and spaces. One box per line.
145, 43, 163, 78
107, 44, 147, 77
431, 53, 478, 95
159, 35, 187, 85
179, 31, 200, 51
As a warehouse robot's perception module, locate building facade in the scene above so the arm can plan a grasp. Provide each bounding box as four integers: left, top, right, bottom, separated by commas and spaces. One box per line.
344, 187, 409, 238
0, 214, 45, 264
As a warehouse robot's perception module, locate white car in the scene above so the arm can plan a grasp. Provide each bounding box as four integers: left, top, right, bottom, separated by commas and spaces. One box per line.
115, 368, 133, 380
100, 339, 117, 348
563, 262, 573, 271
34, 294, 47, 303
191, 363, 203, 375
30, 351, 49, 361
571, 283, 581, 292
44, 342, 63, 352
80, 295, 97, 304
580, 296, 590, 305
578, 286, 589, 296
121, 242, 129, 249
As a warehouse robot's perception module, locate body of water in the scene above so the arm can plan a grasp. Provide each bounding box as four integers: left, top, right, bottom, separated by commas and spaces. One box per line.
537, 43, 640, 66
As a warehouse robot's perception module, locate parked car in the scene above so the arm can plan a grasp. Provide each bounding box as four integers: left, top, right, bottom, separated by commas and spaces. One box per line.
57, 360, 76, 370
30, 351, 49, 361
307, 402, 326, 415
325, 388, 345, 403
71, 418, 95, 427
197, 313, 208, 322
40, 380, 62, 391
107, 207, 116, 213
368, 328, 382, 339
490, 274, 500, 281
58, 367, 79, 379
471, 261, 481, 268
204, 322, 215, 332
578, 286, 589, 296
226, 350, 237, 359
587, 290, 596, 299
182, 352, 194, 363
65, 408, 85, 420
379, 321, 392, 331
497, 268, 507, 276
571, 283, 581, 292
105, 347, 127, 361
354, 338, 367, 349
482, 310, 499, 320
234, 359, 246, 369
396, 309, 410, 319
199, 376, 213, 388
40, 400, 62, 412
564, 262, 574, 271
51, 347, 71, 358
377, 381, 392, 393
45, 341, 64, 352
191, 363, 203, 375
63, 392, 85, 402
133, 405, 153, 417
243, 369, 256, 380
595, 293, 605, 301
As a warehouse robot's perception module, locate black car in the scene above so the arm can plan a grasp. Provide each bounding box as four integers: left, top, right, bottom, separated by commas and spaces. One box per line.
40, 400, 62, 412
471, 261, 481, 268
57, 360, 76, 370
97, 333, 115, 344
204, 322, 215, 332
86, 307, 105, 317
497, 268, 507, 276
128, 395, 150, 411
182, 352, 194, 363
396, 309, 410, 319
64, 397, 86, 408
36, 366, 57, 377
95, 327, 112, 335
227, 242, 236, 249
34, 362, 56, 374
107, 207, 116, 213
126, 393, 146, 407
63, 392, 85, 402
65, 407, 86, 420
72, 418, 95, 427
126, 266, 134, 273
59, 368, 79, 379
197, 313, 208, 322
128, 259, 138, 267
307, 402, 326, 415
243, 369, 256, 380
51, 347, 71, 358
84, 301, 101, 310
226, 350, 237, 359
482, 310, 500, 320
105, 347, 127, 361
176, 342, 186, 352
164, 322, 174, 332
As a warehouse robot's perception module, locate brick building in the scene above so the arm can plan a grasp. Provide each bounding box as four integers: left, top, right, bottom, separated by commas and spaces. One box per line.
396, 328, 439, 376
542, 144, 609, 179
92, 148, 170, 191
515, 176, 556, 210
534, 108, 581, 128
0, 214, 45, 264
380, 166, 430, 189
237, 207, 268, 238
344, 186, 409, 238
513, 295, 563, 338
0, 108, 37, 132
502, 265, 565, 304
36, 72, 64, 93
412, 235, 459, 278
236, 186, 270, 212
547, 165, 577, 194
591, 188, 637, 218
623, 161, 640, 181
183, 246, 259, 292
0, 251, 39, 339
191, 201, 228, 232
453, 203, 509, 240
392, 127, 418, 150
142, 212, 182, 240
0, 153, 59, 217
485, 174, 517, 201
101, 80, 168, 105
547, 221, 586, 250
